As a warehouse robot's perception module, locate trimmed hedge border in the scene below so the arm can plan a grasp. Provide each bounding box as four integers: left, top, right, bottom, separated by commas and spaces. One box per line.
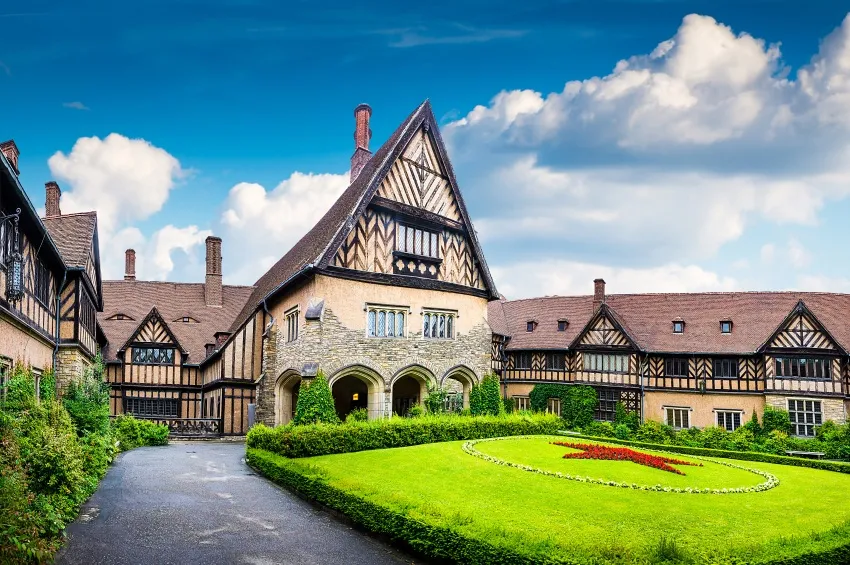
246, 413, 563, 458
561, 433, 850, 474
463, 436, 780, 494
246, 447, 574, 565
248, 445, 850, 565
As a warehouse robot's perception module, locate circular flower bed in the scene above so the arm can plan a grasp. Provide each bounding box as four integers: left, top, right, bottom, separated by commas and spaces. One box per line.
462, 436, 780, 494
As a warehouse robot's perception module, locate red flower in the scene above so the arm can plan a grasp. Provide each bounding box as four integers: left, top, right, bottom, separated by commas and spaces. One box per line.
551, 441, 703, 475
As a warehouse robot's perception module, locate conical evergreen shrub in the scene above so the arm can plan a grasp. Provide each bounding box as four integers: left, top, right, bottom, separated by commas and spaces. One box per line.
293, 371, 340, 425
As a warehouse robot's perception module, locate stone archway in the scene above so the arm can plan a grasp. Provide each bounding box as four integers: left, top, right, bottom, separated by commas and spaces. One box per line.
328, 365, 386, 420
390, 365, 436, 416
441, 365, 478, 410
274, 371, 301, 426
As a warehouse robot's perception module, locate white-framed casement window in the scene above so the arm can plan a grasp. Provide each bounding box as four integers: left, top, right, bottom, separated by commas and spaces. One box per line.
396, 224, 440, 259
0, 357, 11, 401
715, 410, 743, 431
514, 396, 530, 411
285, 307, 299, 343
583, 353, 629, 373
547, 397, 561, 416
367, 304, 407, 338
422, 309, 456, 339
787, 399, 823, 437
664, 406, 691, 430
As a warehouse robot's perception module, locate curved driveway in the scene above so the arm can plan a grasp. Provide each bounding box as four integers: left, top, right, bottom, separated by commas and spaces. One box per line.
54, 442, 418, 565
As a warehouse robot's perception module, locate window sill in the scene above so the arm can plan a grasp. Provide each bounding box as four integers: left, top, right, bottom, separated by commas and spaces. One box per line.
393, 250, 443, 264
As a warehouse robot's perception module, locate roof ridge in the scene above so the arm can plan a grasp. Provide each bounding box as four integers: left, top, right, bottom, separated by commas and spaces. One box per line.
43, 210, 97, 219
501, 290, 850, 304
102, 279, 256, 289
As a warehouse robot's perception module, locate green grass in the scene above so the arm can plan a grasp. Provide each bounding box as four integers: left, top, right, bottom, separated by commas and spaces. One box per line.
296, 436, 850, 564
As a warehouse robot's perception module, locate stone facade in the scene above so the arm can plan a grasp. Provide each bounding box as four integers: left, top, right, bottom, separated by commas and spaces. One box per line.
765, 394, 847, 425
55, 345, 93, 393
256, 305, 492, 425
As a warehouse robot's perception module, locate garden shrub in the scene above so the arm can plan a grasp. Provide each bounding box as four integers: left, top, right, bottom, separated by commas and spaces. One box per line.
111, 414, 169, 451
423, 383, 449, 414
614, 401, 640, 431
292, 372, 340, 426
614, 423, 631, 440
634, 420, 676, 444
742, 411, 762, 436
582, 421, 615, 438
529, 383, 597, 429
763, 406, 793, 435
469, 373, 502, 416
697, 426, 730, 449
346, 407, 369, 423
502, 397, 514, 414
247, 413, 562, 458
407, 405, 424, 418
63, 356, 111, 437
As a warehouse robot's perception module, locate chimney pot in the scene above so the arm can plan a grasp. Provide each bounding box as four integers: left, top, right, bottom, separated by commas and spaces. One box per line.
124, 249, 136, 281
214, 331, 230, 347
350, 103, 373, 183
45, 181, 62, 218
205, 343, 216, 357
593, 278, 606, 311
1, 139, 20, 175
205, 236, 223, 307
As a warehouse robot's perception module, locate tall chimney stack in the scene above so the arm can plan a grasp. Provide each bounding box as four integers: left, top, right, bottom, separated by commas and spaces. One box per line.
593, 278, 606, 311
45, 182, 62, 218
0, 140, 20, 175
205, 236, 223, 307
124, 249, 136, 281
350, 103, 372, 183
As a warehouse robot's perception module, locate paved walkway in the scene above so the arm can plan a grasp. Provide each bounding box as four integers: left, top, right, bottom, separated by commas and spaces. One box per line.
54, 442, 418, 565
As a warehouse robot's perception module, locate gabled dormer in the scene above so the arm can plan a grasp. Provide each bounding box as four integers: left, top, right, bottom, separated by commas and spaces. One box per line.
760, 300, 843, 354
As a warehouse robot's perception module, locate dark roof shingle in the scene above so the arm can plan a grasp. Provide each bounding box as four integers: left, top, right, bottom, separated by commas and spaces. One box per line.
42, 212, 96, 268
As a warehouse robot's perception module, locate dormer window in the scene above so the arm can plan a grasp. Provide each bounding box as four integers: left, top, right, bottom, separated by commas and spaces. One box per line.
720, 320, 733, 334
174, 316, 198, 324
672, 320, 684, 334
107, 313, 135, 321
557, 320, 568, 332
526, 321, 536, 332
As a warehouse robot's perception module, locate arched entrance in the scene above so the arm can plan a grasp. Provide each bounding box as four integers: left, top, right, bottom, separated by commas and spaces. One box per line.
329, 365, 386, 420
274, 371, 301, 426
391, 365, 435, 416
442, 366, 478, 411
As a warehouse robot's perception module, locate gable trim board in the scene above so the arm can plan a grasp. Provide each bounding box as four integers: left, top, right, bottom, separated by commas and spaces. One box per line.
758, 300, 845, 354
119, 307, 187, 356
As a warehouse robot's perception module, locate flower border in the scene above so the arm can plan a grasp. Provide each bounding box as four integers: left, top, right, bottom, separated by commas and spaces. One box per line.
462, 435, 780, 495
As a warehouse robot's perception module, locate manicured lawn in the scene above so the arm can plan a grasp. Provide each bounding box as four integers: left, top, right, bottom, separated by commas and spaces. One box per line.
299, 436, 850, 563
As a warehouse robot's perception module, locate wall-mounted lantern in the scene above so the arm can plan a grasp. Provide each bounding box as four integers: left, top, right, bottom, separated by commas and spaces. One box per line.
1, 208, 23, 303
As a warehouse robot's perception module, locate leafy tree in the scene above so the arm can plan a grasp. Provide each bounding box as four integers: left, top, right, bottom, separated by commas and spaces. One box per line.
293, 372, 340, 426
470, 373, 502, 416
423, 382, 449, 414
63, 355, 111, 437
762, 406, 792, 435
614, 401, 640, 431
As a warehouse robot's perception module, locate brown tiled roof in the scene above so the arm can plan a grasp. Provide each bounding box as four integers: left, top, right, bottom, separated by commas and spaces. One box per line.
490, 292, 850, 354
42, 212, 97, 268
98, 280, 254, 363
229, 99, 499, 334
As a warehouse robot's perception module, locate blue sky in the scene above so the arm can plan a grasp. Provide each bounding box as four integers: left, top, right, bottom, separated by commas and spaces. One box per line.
3, 1, 850, 298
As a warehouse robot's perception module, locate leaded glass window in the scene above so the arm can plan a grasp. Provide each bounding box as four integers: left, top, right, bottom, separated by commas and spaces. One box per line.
367, 305, 407, 338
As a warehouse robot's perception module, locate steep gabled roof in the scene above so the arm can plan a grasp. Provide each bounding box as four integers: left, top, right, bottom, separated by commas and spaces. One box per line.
490, 291, 850, 354
118, 307, 186, 354
229, 100, 498, 334
43, 211, 103, 308
569, 303, 641, 351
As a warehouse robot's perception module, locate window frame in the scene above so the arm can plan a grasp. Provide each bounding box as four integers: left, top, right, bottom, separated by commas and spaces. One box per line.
672, 320, 684, 334
720, 320, 733, 334
583, 353, 629, 374
664, 406, 691, 430
33, 258, 51, 307
557, 320, 568, 332
526, 321, 536, 332
124, 396, 179, 418
0, 357, 10, 401
130, 346, 176, 365
513, 352, 532, 369
715, 409, 743, 432
513, 396, 530, 411
366, 304, 408, 339
395, 223, 440, 260
664, 357, 689, 378
422, 309, 457, 340
787, 398, 823, 437
285, 306, 299, 343
595, 388, 619, 422
547, 397, 561, 416
774, 357, 832, 381
712, 358, 739, 379
545, 352, 565, 371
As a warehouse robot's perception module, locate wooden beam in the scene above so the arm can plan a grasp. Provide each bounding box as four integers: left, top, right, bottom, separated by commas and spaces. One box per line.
370, 196, 465, 232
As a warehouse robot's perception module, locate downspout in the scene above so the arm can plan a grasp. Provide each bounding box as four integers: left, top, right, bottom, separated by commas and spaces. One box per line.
639, 352, 647, 424
53, 270, 67, 401
256, 298, 276, 385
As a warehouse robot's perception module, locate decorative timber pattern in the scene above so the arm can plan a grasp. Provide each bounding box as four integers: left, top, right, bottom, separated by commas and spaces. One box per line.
441, 231, 483, 289
334, 208, 395, 273
768, 310, 835, 350
135, 315, 174, 344
376, 127, 461, 221
578, 315, 630, 347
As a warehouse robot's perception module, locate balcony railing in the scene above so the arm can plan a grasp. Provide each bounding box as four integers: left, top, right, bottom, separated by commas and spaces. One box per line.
136, 417, 222, 438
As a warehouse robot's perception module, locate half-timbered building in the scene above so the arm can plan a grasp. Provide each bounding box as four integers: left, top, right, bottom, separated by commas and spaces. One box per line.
0, 139, 104, 394
490, 279, 850, 435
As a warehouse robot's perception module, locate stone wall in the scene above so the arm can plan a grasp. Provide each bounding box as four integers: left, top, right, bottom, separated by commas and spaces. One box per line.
256, 306, 492, 426
55, 345, 92, 393
765, 394, 846, 425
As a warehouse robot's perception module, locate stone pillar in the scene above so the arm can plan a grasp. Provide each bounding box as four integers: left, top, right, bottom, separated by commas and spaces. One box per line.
256, 325, 279, 426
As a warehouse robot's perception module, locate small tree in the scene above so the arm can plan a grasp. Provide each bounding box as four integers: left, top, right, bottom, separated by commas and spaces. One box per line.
293, 372, 340, 426
762, 406, 792, 435
423, 382, 449, 414
63, 355, 111, 437
614, 401, 640, 431
470, 373, 503, 416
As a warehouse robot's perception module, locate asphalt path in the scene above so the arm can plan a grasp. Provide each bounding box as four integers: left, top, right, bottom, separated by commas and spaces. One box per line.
54, 442, 419, 565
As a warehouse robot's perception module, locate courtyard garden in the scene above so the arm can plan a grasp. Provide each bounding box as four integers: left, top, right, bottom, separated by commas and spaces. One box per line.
248, 375, 850, 564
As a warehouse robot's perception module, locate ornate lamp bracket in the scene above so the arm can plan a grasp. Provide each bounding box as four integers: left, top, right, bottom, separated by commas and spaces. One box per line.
1, 208, 24, 303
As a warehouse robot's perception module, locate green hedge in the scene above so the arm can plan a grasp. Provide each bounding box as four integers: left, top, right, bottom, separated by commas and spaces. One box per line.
246, 447, 567, 564
111, 415, 169, 451
529, 384, 597, 429
562, 433, 850, 474
247, 413, 563, 458
247, 447, 850, 565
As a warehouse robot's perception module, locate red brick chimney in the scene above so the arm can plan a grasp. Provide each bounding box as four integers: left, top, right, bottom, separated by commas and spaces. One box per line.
45, 182, 62, 218
350, 103, 372, 183
593, 278, 606, 311
205, 236, 222, 307
124, 249, 136, 281
1, 140, 20, 175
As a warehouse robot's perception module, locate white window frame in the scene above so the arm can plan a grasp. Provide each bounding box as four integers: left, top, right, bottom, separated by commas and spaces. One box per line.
664, 406, 691, 430
583, 353, 629, 373
285, 306, 299, 343
366, 304, 408, 339
787, 398, 823, 437
715, 409, 743, 431
0, 357, 11, 401
396, 224, 440, 260
513, 396, 530, 411
422, 308, 457, 340
547, 397, 561, 416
